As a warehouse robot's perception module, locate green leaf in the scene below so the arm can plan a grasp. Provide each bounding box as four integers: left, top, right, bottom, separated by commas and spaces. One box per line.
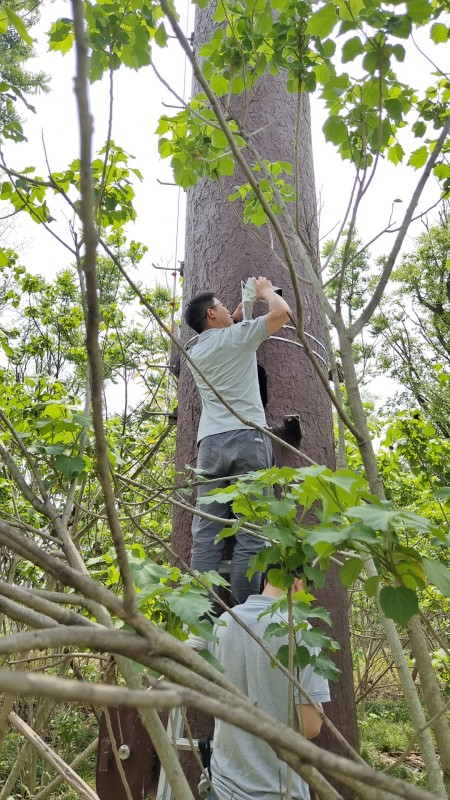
364, 575, 379, 597
198, 486, 237, 505
264, 621, 288, 640
42, 402, 65, 420
306, 3, 337, 37
430, 23, 448, 44
346, 504, 396, 532
408, 145, 428, 169
202, 60, 213, 80
310, 652, 341, 681
155, 24, 168, 48
90, 49, 106, 83
303, 564, 326, 589
322, 39, 336, 58
48, 18, 74, 55
392, 44, 406, 62
266, 497, 297, 517
341, 36, 363, 63
165, 588, 212, 628
213, 2, 227, 22
302, 627, 335, 650
362, 50, 378, 75
158, 138, 172, 158
211, 74, 229, 96
406, 0, 432, 24
321, 471, 364, 495
44, 444, 66, 455
262, 524, 296, 547
54, 455, 85, 480
434, 163, 450, 181
305, 606, 332, 627
275, 643, 290, 667
323, 116, 348, 145
130, 557, 169, 589
267, 568, 294, 590
0, 11, 8, 34
211, 129, 229, 149
254, 10, 273, 35
340, 557, 363, 587
4, 6, 33, 45
412, 120, 426, 138
422, 559, 450, 596
231, 75, 245, 94
337, 0, 365, 20
0, 182, 12, 200
395, 510, 434, 532
388, 143, 405, 165
71, 413, 92, 429
379, 586, 418, 625
385, 98, 403, 125
385, 14, 412, 39
217, 155, 235, 176
1, 340, 14, 358
306, 526, 349, 547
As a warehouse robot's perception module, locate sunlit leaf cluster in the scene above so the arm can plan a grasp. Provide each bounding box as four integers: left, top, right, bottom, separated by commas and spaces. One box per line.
199, 464, 450, 627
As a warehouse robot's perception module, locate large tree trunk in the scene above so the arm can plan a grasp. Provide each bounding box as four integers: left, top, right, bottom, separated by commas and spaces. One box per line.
171, 5, 358, 796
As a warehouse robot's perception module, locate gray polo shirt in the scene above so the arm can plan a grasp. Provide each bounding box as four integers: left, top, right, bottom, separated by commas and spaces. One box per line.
188, 317, 268, 443
208, 595, 331, 800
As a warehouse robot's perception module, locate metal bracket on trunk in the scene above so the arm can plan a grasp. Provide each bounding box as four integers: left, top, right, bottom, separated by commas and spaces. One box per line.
271, 414, 302, 449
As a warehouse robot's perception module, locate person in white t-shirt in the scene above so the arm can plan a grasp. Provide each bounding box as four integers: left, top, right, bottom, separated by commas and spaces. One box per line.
202, 567, 331, 800
185, 277, 291, 604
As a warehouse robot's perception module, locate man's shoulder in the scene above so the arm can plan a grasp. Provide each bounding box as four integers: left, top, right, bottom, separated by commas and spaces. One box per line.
229, 316, 268, 346
216, 596, 274, 630
233, 317, 266, 332
190, 321, 265, 361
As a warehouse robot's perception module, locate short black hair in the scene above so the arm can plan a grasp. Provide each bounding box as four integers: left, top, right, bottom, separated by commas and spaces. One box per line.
185, 292, 216, 334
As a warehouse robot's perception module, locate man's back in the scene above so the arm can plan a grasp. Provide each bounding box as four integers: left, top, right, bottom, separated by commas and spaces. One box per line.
188, 317, 268, 442
209, 595, 331, 800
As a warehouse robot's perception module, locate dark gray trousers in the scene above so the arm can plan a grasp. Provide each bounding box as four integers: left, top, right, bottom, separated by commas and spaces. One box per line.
191, 429, 273, 604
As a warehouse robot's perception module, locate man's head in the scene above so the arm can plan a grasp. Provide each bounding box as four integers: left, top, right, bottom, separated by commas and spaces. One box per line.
185, 292, 234, 334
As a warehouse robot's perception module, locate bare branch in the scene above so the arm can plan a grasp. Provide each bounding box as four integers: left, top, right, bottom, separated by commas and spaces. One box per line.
0, 580, 96, 628
8, 711, 99, 800
70, 0, 136, 616
350, 117, 450, 340
33, 738, 99, 800
0, 669, 440, 800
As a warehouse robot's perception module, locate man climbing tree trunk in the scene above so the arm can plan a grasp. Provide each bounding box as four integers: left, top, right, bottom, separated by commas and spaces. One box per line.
171, 5, 358, 797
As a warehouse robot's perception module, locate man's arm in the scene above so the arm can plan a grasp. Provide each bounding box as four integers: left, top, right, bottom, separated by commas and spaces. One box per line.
231, 301, 243, 322
296, 703, 324, 739
253, 276, 291, 336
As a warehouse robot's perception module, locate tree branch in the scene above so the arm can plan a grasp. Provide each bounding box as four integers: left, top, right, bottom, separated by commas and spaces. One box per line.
70, 0, 136, 617
0, 669, 440, 800
350, 117, 450, 340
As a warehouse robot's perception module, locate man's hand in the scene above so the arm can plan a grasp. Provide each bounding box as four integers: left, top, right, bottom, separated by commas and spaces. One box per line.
250, 275, 291, 335
231, 302, 243, 322
252, 276, 274, 300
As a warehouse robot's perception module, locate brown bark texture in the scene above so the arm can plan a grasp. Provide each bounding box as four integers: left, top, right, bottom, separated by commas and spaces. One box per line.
171, 4, 358, 795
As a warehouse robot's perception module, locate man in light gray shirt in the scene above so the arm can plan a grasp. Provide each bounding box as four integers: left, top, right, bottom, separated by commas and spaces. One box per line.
185, 277, 291, 603
205, 569, 331, 800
